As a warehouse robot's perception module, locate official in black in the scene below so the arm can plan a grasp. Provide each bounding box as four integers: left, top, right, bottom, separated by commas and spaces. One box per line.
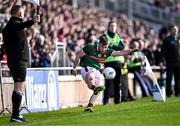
2, 5, 40, 122
160, 25, 180, 97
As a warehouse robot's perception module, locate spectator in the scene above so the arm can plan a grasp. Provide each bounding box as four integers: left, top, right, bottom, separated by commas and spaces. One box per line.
39, 52, 51, 67
0, 0, 163, 69
128, 40, 151, 97
103, 21, 125, 105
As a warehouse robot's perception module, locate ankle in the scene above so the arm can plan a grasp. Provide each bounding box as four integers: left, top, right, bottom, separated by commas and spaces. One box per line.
87, 103, 93, 108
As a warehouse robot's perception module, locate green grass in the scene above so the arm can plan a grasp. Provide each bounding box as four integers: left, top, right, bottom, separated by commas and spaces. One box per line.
0, 97, 180, 126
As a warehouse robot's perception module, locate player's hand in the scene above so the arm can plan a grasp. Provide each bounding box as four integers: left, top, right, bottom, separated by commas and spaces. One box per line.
72, 69, 77, 76
132, 48, 139, 52
129, 48, 139, 55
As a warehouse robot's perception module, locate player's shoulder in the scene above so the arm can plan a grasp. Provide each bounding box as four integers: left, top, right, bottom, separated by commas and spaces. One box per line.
83, 43, 96, 51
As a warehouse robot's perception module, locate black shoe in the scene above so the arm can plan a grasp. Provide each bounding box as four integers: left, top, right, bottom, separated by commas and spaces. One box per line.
103, 103, 108, 105
10, 115, 29, 123
175, 94, 180, 97
94, 86, 105, 95
121, 98, 131, 102
166, 94, 173, 98
84, 107, 93, 112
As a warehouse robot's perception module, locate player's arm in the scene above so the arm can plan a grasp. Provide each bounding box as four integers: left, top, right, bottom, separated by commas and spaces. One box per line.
72, 50, 86, 76
111, 49, 137, 56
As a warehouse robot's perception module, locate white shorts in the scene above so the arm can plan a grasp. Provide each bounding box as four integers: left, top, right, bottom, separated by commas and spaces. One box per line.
81, 66, 104, 88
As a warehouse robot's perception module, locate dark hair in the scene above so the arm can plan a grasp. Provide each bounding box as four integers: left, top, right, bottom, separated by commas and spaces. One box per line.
108, 20, 116, 27
99, 35, 108, 45
168, 25, 176, 31
10, 5, 22, 16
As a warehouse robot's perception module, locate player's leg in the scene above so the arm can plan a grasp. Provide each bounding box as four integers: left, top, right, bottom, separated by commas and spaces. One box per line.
83, 68, 105, 112
84, 67, 105, 94
81, 67, 95, 112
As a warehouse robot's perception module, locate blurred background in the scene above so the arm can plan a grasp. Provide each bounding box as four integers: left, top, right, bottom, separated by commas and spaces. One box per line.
0, 0, 179, 69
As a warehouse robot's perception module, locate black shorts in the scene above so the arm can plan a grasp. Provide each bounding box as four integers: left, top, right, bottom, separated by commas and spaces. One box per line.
8, 61, 28, 82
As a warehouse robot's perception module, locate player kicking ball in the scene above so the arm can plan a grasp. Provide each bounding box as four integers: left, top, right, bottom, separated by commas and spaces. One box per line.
72, 35, 137, 112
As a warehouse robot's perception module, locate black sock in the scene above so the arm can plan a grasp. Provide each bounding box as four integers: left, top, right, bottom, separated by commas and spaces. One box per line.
87, 103, 93, 108
11, 91, 22, 118
91, 85, 96, 90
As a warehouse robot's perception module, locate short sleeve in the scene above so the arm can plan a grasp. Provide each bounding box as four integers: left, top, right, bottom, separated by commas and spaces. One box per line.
106, 48, 114, 56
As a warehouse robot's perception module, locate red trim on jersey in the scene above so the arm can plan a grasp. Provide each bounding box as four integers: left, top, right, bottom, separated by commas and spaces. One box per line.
85, 54, 107, 63
92, 45, 108, 54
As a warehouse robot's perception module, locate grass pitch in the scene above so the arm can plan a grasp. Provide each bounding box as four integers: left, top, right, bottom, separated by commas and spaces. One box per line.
0, 97, 180, 126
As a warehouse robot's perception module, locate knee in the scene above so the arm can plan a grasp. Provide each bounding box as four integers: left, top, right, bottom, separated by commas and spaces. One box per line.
86, 73, 95, 82
14, 81, 26, 94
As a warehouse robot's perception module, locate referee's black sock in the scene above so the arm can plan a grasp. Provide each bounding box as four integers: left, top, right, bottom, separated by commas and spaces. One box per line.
11, 91, 22, 118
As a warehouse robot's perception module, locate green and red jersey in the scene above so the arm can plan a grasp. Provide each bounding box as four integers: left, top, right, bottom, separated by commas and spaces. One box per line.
80, 44, 113, 70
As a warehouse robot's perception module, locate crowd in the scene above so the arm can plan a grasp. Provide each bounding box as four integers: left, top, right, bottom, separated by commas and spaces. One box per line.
0, 0, 163, 68
140, 0, 180, 13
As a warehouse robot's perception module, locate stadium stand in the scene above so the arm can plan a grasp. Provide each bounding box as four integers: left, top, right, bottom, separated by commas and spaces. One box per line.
0, 0, 179, 68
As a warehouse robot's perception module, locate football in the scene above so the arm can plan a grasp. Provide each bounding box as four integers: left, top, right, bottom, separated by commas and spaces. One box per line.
103, 67, 116, 79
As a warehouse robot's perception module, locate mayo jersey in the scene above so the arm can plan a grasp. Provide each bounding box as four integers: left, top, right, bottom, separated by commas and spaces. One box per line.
80, 44, 113, 70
